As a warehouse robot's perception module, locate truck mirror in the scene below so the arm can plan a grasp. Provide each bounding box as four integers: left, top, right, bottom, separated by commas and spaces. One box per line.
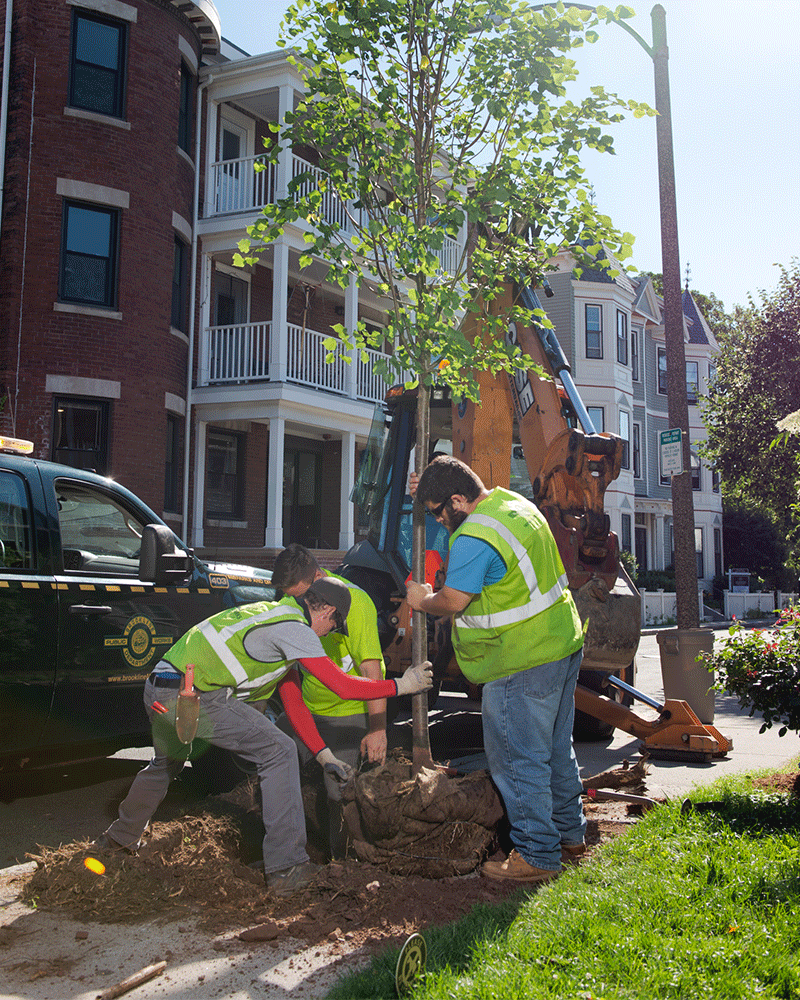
141, 524, 192, 584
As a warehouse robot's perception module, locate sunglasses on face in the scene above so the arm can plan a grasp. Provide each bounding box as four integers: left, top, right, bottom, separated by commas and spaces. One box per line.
332, 610, 345, 632
428, 496, 452, 519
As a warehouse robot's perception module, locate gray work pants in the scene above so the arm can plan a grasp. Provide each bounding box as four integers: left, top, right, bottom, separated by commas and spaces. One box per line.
105, 677, 308, 875
278, 711, 367, 858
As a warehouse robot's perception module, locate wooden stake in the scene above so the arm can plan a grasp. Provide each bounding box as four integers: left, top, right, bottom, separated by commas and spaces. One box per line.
96, 960, 167, 1000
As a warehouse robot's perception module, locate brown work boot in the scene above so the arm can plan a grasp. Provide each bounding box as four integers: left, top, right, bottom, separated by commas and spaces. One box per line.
561, 842, 587, 866
481, 850, 560, 884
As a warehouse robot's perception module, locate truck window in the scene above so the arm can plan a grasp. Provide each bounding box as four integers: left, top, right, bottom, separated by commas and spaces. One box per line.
0, 470, 33, 570
56, 482, 145, 576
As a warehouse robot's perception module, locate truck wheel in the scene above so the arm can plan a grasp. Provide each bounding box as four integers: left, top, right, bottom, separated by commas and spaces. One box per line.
573, 665, 634, 743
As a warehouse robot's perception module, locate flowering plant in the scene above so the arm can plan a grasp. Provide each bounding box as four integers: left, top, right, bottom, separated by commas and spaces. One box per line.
701, 607, 800, 737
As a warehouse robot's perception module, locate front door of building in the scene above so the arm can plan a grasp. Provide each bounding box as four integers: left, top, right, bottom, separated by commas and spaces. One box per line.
282, 446, 321, 548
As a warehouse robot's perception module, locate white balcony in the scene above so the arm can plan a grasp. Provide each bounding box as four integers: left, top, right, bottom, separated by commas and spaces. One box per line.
209, 155, 276, 216
203, 154, 460, 272
200, 320, 398, 404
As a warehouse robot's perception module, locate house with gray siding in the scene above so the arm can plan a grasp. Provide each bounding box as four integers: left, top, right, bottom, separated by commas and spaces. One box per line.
540, 251, 722, 586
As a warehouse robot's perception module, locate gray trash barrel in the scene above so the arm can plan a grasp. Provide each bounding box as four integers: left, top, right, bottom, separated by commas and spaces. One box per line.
656, 628, 716, 724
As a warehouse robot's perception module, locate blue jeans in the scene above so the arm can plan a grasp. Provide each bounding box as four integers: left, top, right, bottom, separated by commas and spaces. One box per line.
482, 647, 586, 871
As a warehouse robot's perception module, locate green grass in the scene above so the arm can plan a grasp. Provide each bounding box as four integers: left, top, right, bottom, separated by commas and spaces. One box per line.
326, 773, 800, 999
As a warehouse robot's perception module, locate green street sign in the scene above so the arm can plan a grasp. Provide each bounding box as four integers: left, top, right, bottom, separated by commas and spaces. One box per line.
660, 428, 683, 477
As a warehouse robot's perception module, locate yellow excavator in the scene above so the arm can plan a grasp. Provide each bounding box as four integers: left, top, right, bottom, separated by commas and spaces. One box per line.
341, 281, 731, 761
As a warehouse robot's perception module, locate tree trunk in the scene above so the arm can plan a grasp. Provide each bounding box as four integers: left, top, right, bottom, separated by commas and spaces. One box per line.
411, 380, 434, 773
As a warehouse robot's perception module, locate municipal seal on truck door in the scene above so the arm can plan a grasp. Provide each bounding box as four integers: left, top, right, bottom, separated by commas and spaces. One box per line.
104, 615, 173, 669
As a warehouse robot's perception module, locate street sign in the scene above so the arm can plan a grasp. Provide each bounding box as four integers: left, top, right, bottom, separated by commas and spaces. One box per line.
660, 428, 683, 478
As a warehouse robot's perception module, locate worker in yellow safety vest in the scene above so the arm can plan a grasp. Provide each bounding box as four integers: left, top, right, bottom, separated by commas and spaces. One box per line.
407, 455, 586, 884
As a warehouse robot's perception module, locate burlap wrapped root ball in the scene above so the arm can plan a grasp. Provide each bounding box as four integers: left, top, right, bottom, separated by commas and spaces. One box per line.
341, 757, 504, 878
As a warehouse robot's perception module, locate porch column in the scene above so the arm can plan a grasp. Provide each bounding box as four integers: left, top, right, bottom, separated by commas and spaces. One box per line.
654, 515, 665, 571
270, 237, 289, 383
191, 419, 206, 548
339, 430, 356, 550
205, 99, 219, 210
276, 83, 293, 200
344, 277, 358, 399
197, 253, 213, 385
265, 416, 285, 548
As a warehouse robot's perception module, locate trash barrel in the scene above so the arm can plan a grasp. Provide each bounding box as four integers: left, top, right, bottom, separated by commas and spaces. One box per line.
656, 628, 716, 724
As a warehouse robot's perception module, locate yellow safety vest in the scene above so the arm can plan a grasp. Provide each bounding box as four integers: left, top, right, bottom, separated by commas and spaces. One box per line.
450, 488, 583, 683
164, 601, 306, 701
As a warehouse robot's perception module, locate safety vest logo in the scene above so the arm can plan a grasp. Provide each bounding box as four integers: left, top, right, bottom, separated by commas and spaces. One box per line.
104, 615, 174, 668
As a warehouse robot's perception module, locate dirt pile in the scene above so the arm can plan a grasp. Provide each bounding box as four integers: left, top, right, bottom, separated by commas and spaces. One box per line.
19, 787, 644, 950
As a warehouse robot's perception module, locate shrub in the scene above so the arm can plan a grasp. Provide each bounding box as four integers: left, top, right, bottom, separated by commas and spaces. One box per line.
636, 568, 676, 592
702, 605, 800, 736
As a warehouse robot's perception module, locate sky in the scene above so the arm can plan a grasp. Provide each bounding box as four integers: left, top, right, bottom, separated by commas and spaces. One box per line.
212, 0, 799, 313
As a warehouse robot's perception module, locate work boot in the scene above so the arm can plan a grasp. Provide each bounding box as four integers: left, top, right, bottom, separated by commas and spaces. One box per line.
92, 832, 137, 855
480, 850, 560, 884
264, 861, 321, 897
561, 842, 587, 866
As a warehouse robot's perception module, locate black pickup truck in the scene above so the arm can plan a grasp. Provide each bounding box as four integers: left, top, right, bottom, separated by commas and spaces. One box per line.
0, 436, 275, 770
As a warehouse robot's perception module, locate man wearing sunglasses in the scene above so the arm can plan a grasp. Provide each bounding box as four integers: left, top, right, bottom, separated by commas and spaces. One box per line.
406, 455, 585, 885
95, 577, 432, 895
271, 544, 388, 859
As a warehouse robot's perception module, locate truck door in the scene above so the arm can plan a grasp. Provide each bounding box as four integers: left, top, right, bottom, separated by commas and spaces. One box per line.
0, 466, 58, 753
46, 476, 221, 749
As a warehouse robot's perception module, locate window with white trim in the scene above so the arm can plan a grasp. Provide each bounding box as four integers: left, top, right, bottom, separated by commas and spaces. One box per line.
686, 361, 699, 405
585, 305, 603, 359
631, 327, 640, 381
657, 347, 668, 395
616, 310, 628, 365
633, 422, 641, 479
587, 406, 604, 432
619, 410, 630, 470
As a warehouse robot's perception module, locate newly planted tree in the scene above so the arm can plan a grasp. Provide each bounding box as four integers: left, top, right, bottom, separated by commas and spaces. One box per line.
237, 0, 651, 767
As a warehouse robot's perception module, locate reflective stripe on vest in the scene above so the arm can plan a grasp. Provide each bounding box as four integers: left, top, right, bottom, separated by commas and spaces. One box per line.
456, 511, 568, 630
198, 605, 305, 692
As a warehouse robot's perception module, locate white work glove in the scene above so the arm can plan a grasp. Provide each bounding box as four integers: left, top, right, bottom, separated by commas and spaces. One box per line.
395, 661, 434, 696
315, 747, 354, 784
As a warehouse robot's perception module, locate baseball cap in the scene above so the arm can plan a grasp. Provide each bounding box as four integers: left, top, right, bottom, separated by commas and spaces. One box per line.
306, 577, 351, 635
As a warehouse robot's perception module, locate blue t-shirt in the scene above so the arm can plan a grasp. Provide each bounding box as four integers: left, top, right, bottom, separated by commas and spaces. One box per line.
445, 535, 506, 594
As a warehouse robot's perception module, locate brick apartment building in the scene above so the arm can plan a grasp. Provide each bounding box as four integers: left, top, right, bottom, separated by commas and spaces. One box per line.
0, 0, 435, 568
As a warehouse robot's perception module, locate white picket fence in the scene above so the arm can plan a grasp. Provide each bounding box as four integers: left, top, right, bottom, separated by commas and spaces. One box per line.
723, 591, 798, 620
640, 589, 799, 626
640, 590, 704, 627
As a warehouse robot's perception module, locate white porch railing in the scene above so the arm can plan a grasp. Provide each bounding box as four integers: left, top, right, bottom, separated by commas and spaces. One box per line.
207, 321, 271, 383
204, 156, 461, 273
357, 346, 393, 402
437, 235, 460, 274
286, 323, 349, 394
291, 155, 352, 231
209, 156, 276, 216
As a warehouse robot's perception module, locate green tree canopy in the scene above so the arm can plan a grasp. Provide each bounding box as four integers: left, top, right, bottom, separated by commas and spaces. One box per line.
237, 0, 652, 399
722, 497, 792, 591
702, 260, 800, 580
